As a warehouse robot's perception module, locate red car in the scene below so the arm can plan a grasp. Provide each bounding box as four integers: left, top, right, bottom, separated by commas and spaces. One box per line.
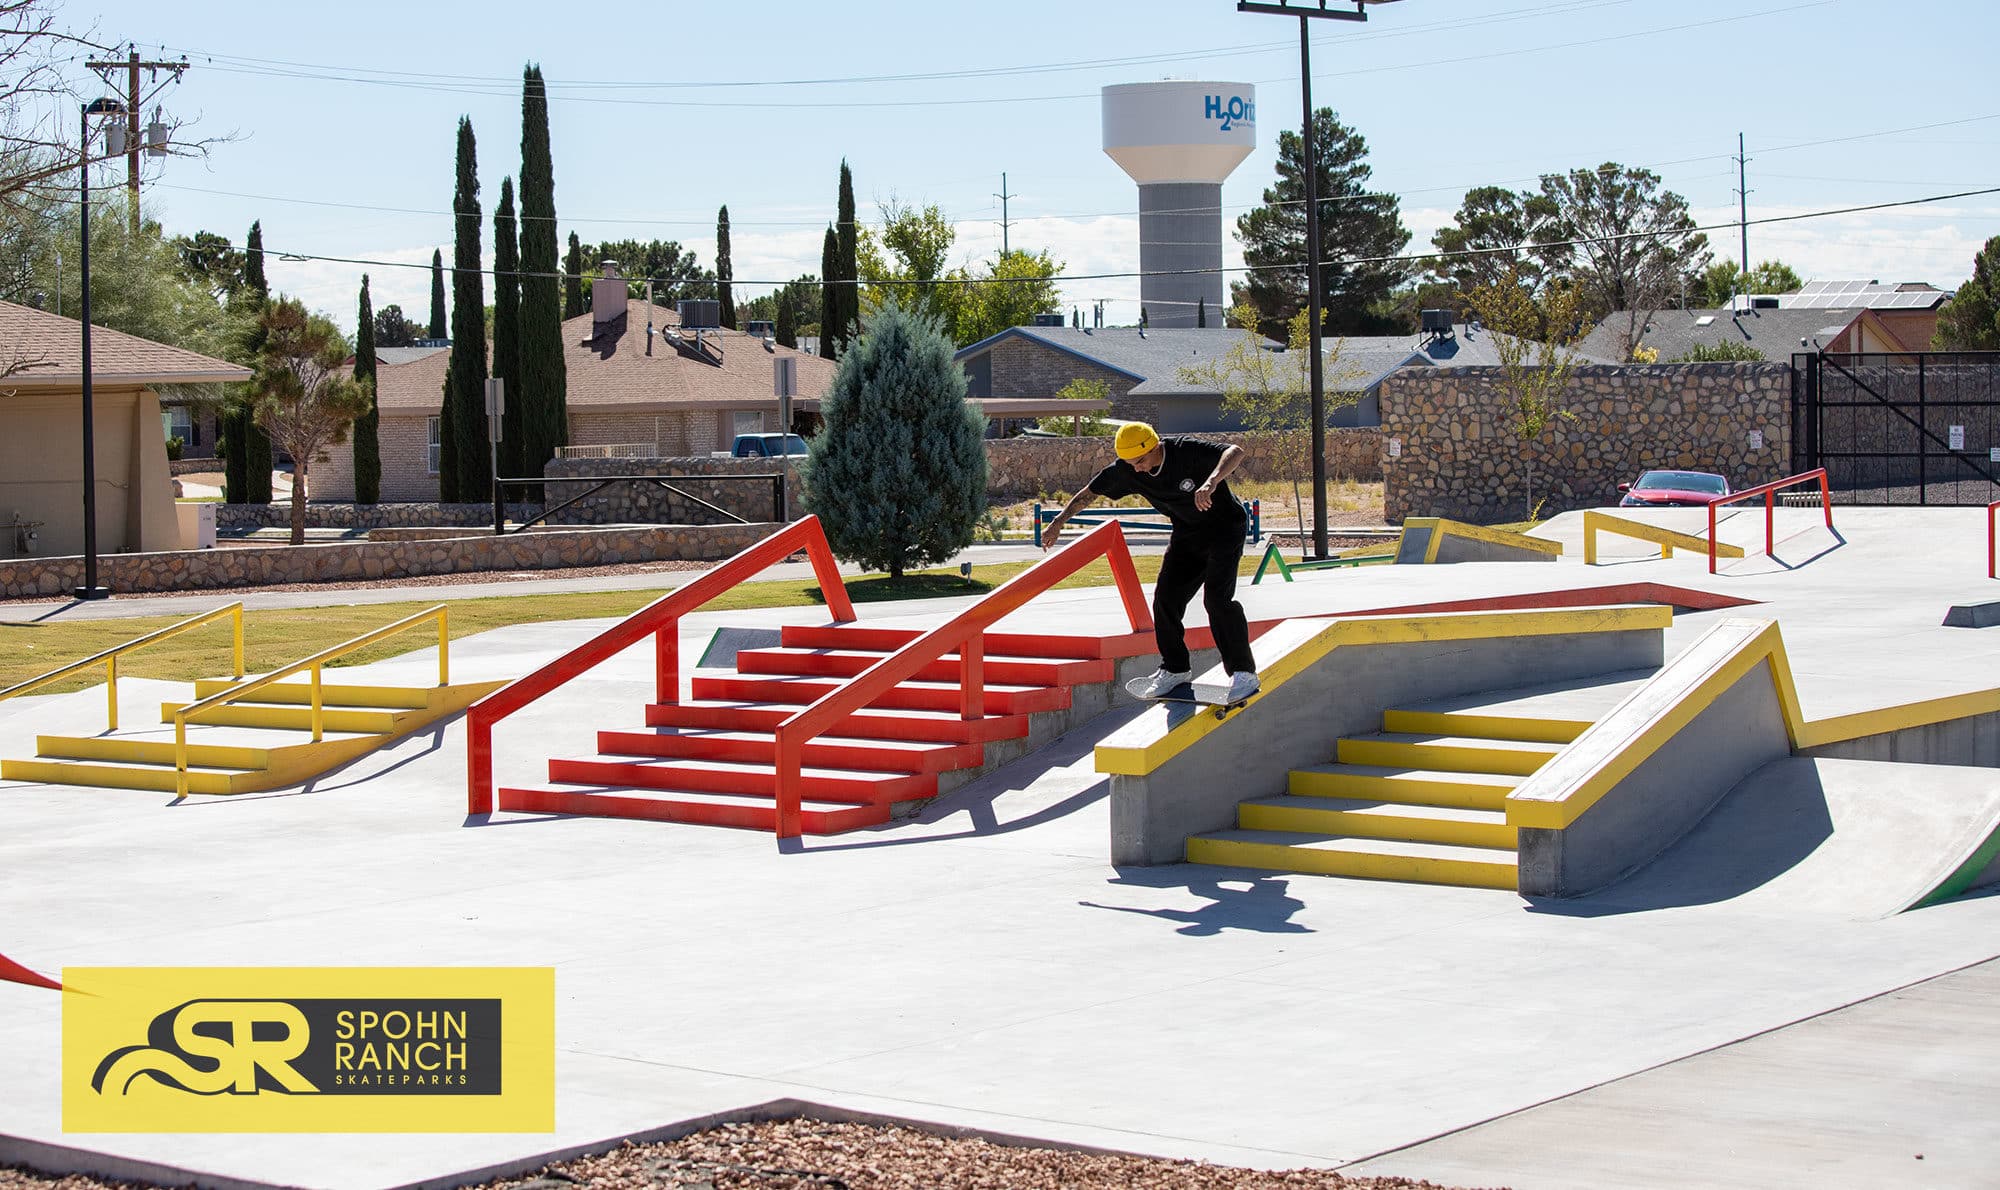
1618, 469, 1731, 507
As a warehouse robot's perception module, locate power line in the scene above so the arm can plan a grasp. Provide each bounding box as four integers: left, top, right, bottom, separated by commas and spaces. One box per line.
256, 185, 2000, 289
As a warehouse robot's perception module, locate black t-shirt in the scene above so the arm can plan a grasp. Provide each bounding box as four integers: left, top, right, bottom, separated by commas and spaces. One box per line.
1088, 436, 1245, 533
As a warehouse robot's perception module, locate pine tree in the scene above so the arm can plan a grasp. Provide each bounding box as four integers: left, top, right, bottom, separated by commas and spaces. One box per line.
1197, 297, 1207, 328
441, 116, 489, 503
715, 204, 736, 330
563, 231, 584, 320
236, 220, 274, 504
492, 176, 524, 480
517, 63, 568, 483
819, 226, 839, 360
1236, 106, 1411, 336
803, 301, 987, 579
835, 159, 858, 355
352, 274, 382, 504
428, 248, 447, 339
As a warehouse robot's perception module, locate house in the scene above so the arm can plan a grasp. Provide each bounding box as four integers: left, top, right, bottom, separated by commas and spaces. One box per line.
1579, 305, 1925, 363
315, 286, 838, 503
956, 325, 1295, 433
0, 300, 249, 559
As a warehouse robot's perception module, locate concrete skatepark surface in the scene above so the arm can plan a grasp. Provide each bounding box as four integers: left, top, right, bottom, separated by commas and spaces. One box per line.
2, 505, 1998, 1188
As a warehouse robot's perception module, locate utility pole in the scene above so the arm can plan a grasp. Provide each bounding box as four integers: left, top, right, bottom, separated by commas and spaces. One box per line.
1735, 131, 1752, 300
84, 48, 189, 231
993, 172, 1017, 256
1237, 0, 1393, 560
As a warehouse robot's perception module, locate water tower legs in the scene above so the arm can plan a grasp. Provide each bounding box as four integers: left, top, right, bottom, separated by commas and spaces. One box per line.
1137, 182, 1225, 329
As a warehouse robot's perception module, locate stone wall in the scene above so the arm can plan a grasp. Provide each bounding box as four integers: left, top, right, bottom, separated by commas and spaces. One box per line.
0, 523, 778, 599
215, 502, 542, 530
543, 457, 800, 525
1381, 363, 1793, 524
984, 429, 1383, 498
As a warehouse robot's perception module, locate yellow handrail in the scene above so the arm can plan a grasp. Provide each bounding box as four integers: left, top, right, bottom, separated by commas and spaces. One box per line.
170, 604, 450, 798
0, 602, 244, 731
1583, 510, 1744, 565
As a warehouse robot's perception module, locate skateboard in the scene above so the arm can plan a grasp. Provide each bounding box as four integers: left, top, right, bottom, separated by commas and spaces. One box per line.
1124, 675, 1255, 719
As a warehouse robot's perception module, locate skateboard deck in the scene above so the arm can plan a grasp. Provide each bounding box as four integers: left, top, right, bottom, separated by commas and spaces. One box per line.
1124, 676, 1254, 718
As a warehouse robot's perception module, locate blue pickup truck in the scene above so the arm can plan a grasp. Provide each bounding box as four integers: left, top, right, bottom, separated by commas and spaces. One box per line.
717, 433, 808, 459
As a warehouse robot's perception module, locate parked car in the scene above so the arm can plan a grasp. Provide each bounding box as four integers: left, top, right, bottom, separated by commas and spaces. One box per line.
1618, 469, 1731, 507
715, 433, 808, 459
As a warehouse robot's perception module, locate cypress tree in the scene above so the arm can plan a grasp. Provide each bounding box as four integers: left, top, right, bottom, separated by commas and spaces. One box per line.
776, 292, 795, 349
715, 204, 736, 330
428, 249, 447, 339
517, 63, 568, 483
1197, 297, 1207, 328
563, 231, 584, 320
441, 116, 489, 503
353, 274, 383, 504
819, 226, 839, 361
835, 159, 857, 355
237, 220, 274, 504
802, 301, 987, 579
492, 176, 524, 480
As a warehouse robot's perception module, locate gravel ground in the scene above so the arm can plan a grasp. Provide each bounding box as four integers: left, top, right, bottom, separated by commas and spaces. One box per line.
1, 1118, 1498, 1190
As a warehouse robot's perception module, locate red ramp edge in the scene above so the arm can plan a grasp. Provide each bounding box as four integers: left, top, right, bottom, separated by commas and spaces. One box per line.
0, 951, 61, 990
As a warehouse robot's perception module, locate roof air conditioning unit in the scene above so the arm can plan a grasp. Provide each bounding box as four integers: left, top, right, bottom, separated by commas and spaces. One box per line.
676, 299, 722, 330
1032, 313, 1065, 327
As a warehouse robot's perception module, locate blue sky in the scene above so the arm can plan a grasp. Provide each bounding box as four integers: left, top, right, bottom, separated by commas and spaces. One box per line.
63, 0, 2000, 332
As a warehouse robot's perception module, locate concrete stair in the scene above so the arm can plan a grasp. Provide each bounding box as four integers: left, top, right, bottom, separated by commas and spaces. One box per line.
497, 623, 1121, 836
2, 678, 504, 795
1187, 669, 1656, 890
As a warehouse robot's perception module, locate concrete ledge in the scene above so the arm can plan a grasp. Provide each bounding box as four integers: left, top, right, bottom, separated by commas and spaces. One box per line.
1394, 517, 1563, 564
1100, 607, 1669, 866
1512, 619, 1797, 897
1944, 599, 2000, 628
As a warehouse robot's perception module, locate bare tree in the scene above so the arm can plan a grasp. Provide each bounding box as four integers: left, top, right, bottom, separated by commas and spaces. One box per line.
250, 298, 372, 545
1532, 164, 1710, 360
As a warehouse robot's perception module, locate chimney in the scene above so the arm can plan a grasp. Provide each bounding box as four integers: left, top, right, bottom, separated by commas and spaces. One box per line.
593, 260, 628, 325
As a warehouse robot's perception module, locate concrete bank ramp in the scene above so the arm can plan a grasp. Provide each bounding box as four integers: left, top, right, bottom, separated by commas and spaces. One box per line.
1571, 756, 2000, 920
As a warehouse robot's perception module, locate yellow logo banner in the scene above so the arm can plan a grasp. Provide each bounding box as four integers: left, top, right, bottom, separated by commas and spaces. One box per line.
62, 967, 554, 1133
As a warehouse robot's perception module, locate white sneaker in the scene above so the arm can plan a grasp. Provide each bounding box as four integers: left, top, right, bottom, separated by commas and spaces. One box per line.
1224, 671, 1260, 703
1139, 668, 1193, 698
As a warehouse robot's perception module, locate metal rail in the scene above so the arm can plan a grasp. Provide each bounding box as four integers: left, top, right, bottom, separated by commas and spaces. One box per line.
1706, 469, 1833, 574
1990, 501, 1998, 580
770, 520, 1152, 839
1584, 510, 1745, 567
0, 602, 243, 731
171, 605, 450, 798
1032, 500, 1262, 546
465, 515, 855, 815
495, 473, 785, 534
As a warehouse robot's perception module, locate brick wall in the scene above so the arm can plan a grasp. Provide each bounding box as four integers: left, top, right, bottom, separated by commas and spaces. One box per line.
316, 414, 439, 503
1380, 363, 1793, 523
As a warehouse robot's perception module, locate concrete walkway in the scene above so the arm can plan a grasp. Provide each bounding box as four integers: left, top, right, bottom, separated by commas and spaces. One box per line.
1, 505, 1997, 1189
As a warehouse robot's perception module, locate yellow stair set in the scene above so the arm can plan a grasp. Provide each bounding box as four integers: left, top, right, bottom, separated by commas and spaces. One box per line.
1187, 701, 1594, 890
1, 603, 501, 796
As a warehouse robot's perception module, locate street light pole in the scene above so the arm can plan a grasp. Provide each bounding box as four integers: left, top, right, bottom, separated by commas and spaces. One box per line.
1237, 0, 1398, 559
74, 97, 124, 601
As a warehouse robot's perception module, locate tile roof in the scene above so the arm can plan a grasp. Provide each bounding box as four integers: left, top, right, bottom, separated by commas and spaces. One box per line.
367, 301, 836, 415
374, 346, 449, 367
0, 299, 250, 388
957, 325, 1278, 384
1577, 307, 1861, 363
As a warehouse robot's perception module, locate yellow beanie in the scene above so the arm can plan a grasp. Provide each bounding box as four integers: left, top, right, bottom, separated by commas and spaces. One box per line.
1115, 422, 1160, 461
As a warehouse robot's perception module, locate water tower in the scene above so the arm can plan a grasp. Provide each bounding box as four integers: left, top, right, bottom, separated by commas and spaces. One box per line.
1102, 81, 1256, 328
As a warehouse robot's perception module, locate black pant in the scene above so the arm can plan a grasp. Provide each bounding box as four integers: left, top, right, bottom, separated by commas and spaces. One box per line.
1153, 527, 1255, 676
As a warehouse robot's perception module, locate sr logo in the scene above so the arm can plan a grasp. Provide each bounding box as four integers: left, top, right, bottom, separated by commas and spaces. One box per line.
93, 1000, 316, 1096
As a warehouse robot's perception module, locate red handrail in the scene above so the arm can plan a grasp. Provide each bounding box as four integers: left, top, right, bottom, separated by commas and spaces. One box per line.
1705, 468, 1833, 574
769, 520, 1153, 838
1989, 501, 1998, 580
466, 515, 855, 814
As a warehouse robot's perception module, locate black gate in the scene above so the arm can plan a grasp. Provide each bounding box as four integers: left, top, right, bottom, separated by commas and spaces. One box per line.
1792, 351, 2000, 505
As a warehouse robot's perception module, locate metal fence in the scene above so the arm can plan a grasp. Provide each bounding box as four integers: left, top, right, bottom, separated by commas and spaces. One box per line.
1792, 351, 2000, 505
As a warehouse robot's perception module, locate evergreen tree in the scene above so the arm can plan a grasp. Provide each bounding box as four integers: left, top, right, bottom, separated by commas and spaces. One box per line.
233, 220, 274, 504
563, 230, 584, 320
819, 226, 839, 360
715, 204, 736, 330
517, 63, 568, 482
428, 248, 447, 339
1236, 107, 1411, 336
1197, 297, 1207, 328
835, 159, 858, 354
492, 176, 524, 479
441, 116, 489, 503
776, 292, 795, 348
1935, 236, 2000, 350
802, 301, 987, 580
352, 274, 382, 504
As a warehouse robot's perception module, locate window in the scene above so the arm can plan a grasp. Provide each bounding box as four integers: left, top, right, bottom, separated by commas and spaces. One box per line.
732, 411, 763, 438
161, 407, 192, 443
427, 416, 441, 474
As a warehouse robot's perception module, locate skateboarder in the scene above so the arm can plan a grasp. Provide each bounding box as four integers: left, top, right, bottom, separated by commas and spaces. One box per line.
1041, 422, 1259, 703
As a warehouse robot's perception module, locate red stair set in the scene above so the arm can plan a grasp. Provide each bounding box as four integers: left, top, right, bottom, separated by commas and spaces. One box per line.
467, 517, 1152, 839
